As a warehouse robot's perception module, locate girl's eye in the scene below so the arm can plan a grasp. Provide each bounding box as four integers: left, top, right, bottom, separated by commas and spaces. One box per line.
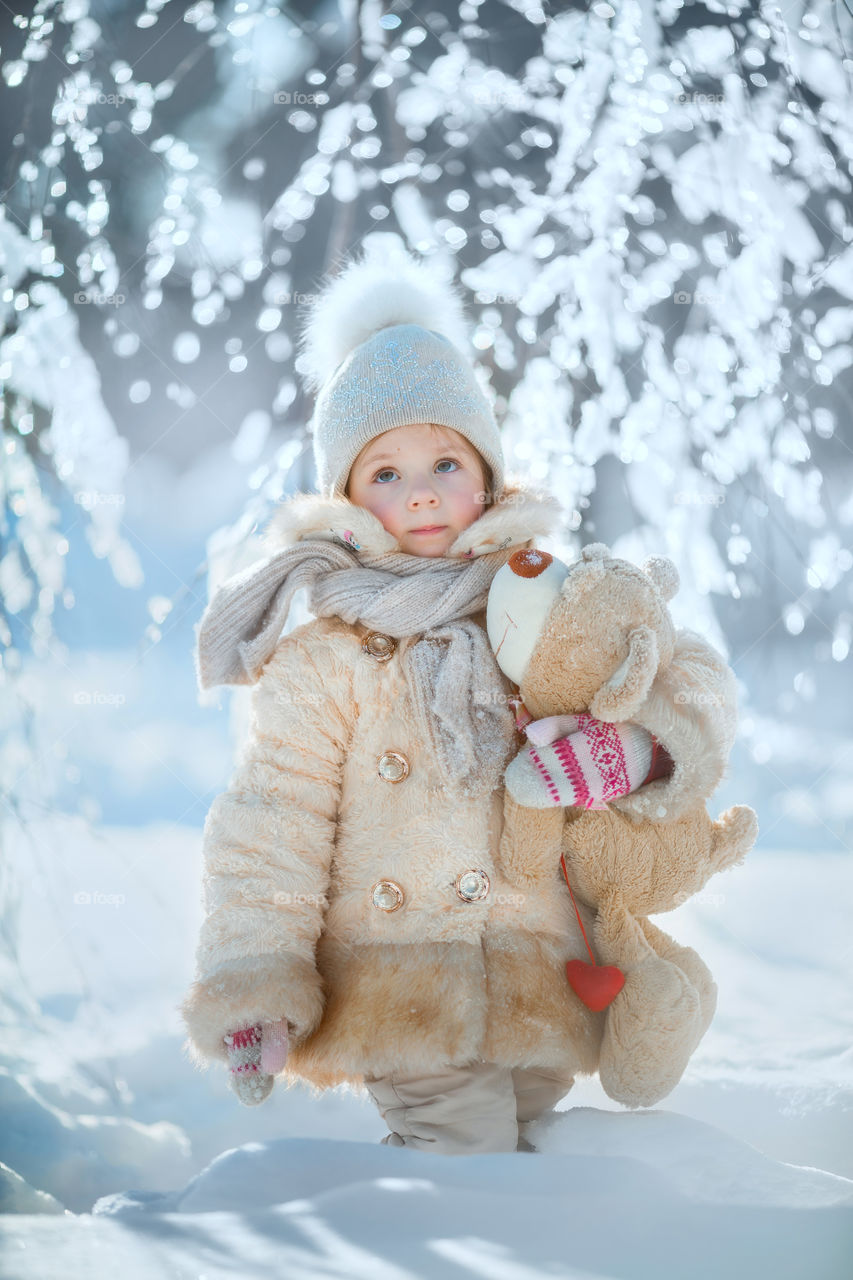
372, 458, 461, 483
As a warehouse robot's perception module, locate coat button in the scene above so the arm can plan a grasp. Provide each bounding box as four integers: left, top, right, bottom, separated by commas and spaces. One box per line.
455, 869, 490, 902
371, 880, 404, 911
363, 632, 397, 661
377, 750, 410, 782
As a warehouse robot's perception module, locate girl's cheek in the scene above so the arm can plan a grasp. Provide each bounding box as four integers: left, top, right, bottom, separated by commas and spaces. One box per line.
369, 490, 401, 523
455, 471, 488, 508
446, 469, 480, 497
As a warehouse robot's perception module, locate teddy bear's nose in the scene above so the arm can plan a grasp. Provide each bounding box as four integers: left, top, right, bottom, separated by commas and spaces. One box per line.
508, 548, 553, 578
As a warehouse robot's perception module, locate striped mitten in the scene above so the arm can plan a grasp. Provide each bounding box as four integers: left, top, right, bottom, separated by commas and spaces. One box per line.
224, 1020, 289, 1106
506, 711, 656, 810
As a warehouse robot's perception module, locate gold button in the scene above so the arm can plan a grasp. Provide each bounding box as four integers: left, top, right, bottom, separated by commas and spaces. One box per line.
371, 880, 404, 911
455, 869, 490, 902
377, 750, 410, 782
363, 632, 397, 661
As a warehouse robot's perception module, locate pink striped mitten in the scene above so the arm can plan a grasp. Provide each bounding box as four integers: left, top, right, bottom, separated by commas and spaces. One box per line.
224, 1019, 289, 1106
506, 712, 654, 810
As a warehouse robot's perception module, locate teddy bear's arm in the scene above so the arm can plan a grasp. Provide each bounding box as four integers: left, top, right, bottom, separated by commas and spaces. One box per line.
610, 629, 741, 823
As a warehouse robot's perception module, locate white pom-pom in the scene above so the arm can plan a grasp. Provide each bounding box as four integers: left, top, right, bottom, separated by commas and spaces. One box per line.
296, 233, 473, 393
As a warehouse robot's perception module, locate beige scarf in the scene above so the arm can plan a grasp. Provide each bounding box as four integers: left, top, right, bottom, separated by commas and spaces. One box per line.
195, 539, 520, 800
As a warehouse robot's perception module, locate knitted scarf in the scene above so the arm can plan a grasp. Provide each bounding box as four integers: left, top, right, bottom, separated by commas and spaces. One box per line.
195, 539, 521, 800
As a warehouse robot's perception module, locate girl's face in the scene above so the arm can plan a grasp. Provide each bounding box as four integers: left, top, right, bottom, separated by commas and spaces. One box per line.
345, 423, 489, 558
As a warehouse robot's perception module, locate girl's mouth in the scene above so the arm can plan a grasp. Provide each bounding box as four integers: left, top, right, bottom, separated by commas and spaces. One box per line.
410, 526, 447, 535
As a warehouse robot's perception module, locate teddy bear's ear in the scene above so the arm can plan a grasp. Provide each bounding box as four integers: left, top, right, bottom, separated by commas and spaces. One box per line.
642, 555, 679, 602
589, 625, 659, 721
581, 542, 610, 562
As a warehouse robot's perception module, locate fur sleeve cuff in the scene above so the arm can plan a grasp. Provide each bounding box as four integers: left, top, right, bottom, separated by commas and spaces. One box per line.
178, 952, 325, 1069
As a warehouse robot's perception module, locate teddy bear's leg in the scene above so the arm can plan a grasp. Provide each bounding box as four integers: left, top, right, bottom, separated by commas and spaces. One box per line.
594, 901, 706, 1109
709, 804, 760, 875
638, 916, 717, 1035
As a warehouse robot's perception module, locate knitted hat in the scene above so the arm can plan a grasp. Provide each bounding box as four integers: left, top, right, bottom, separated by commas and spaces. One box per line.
296, 234, 505, 501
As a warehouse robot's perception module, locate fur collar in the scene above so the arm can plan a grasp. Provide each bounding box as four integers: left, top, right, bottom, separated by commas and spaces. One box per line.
261, 474, 564, 559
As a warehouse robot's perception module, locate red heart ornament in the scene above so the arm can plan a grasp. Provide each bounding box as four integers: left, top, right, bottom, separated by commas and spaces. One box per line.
566, 959, 625, 1011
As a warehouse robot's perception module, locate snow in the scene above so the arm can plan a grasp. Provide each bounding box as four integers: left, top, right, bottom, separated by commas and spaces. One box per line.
3, 1, 853, 1274
1, 1133, 852, 1278
0, 819, 851, 1276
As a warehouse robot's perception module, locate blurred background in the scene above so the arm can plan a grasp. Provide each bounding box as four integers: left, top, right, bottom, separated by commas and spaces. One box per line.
0, 0, 852, 1208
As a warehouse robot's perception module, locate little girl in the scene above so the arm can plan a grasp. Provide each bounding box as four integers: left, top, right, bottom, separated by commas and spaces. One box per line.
180, 242, 725, 1155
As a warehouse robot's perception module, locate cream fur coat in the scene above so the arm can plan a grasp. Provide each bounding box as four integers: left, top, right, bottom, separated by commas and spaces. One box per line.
179, 479, 736, 1090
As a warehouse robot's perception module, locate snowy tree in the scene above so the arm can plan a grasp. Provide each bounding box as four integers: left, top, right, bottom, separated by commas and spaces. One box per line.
0, 0, 852, 1226
1, 0, 852, 1047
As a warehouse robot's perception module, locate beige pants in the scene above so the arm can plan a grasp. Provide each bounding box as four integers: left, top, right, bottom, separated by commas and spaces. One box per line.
363, 1060, 574, 1155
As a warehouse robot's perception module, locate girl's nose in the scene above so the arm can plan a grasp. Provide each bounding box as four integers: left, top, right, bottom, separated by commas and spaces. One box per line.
507, 548, 553, 578
408, 483, 440, 505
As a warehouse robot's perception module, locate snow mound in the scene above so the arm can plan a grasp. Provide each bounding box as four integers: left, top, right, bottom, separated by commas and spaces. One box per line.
71, 1122, 852, 1280
93, 1107, 853, 1217
0, 1068, 192, 1215
0, 1162, 68, 1216
525, 1106, 853, 1208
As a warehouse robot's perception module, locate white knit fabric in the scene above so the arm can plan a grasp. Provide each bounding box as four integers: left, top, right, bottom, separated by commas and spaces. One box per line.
225, 1020, 289, 1106
297, 237, 505, 499
311, 323, 504, 500
505, 714, 654, 810
194, 536, 519, 801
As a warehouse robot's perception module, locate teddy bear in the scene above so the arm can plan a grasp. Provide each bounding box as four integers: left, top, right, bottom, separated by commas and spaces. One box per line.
486, 542, 759, 1108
